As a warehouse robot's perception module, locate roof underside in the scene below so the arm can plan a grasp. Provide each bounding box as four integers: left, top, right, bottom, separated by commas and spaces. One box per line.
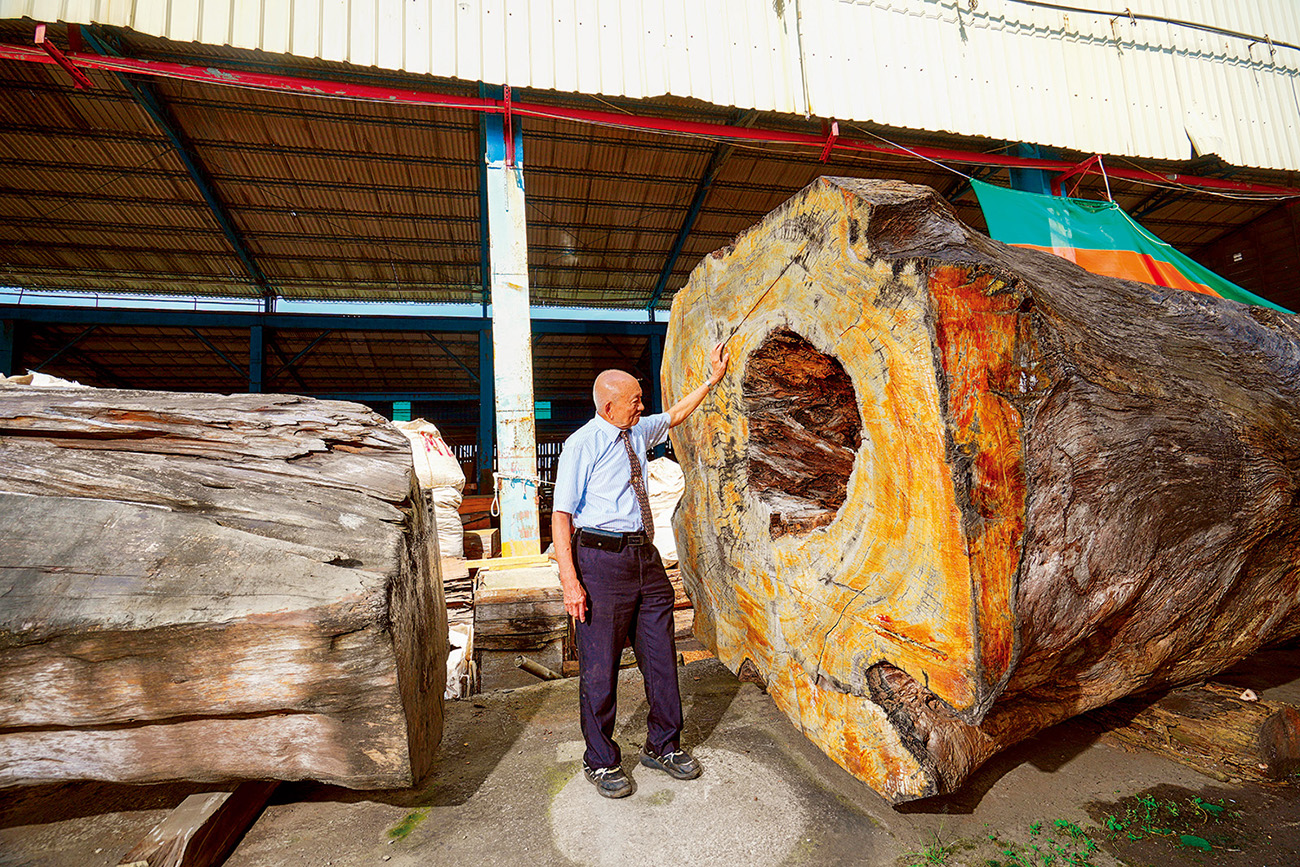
2, 16, 1300, 313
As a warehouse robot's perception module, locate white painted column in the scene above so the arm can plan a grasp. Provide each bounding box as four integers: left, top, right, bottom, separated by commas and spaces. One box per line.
484, 102, 540, 556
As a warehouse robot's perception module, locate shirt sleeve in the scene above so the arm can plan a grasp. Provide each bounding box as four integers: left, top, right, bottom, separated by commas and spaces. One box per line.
638, 412, 672, 450
552, 436, 585, 515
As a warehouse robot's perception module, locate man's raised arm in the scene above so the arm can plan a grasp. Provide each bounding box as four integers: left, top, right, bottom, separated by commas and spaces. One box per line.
666, 341, 730, 428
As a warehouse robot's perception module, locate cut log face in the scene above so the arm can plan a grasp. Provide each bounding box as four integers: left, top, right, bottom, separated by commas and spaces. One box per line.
664, 178, 1300, 803
0, 388, 448, 790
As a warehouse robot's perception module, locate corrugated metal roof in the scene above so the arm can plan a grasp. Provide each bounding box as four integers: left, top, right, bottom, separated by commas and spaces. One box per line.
3, 0, 1298, 171
2, 12, 1298, 311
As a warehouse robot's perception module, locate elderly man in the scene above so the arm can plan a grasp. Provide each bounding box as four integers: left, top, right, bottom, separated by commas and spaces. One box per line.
552, 343, 729, 799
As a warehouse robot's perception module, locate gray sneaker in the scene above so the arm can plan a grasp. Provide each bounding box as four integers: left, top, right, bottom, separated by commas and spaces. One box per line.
639, 747, 702, 780
583, 762, 633, 798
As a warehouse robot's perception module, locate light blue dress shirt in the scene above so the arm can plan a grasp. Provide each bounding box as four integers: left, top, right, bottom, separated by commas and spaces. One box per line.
553, 412, 671, 532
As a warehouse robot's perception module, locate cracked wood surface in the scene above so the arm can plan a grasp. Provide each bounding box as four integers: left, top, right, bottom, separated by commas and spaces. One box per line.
664, 178, 1300, 803
0, 388, 447, 789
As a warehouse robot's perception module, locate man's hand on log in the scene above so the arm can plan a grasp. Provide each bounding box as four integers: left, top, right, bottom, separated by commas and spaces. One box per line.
667, 341, 732, 427
708, 341, 730, 387
559, 566, 587, 623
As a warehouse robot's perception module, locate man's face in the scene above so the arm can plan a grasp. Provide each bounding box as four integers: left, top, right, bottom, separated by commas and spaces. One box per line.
607, 382, 644, 430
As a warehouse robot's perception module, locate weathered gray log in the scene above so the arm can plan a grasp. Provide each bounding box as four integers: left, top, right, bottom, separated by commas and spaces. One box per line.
663, 178, 1300, 803
0, 387, 447, 789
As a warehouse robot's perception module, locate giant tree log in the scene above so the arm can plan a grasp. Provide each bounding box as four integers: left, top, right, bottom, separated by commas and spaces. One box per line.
0, 387, 447, 789
664, 178, 1300, 803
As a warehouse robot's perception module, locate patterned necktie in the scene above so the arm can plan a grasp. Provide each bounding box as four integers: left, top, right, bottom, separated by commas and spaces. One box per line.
619, 429, 654, 542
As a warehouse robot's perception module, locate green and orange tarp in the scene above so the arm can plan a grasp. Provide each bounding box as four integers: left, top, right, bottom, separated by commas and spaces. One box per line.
972, 179, 1290, 314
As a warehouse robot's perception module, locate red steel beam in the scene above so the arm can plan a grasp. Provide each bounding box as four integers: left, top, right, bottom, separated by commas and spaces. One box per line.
819, 120, 839, 163
2, 40, 1298, 197
1051, 154, 1103, 196
33, 24, 94, 89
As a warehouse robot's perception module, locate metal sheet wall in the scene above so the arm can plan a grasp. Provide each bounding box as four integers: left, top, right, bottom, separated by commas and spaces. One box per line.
800, 0, 1300, 169
3, 0, 1298, 170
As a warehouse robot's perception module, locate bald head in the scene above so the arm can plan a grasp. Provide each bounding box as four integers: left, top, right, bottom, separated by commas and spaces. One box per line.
593, 369, 644, 429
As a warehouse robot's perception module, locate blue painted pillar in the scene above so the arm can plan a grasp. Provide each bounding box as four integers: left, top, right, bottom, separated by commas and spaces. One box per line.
648, 331, 666, 457
477, 326, 495, 492
1009, 143, 1055, 196
0, 320, 15, 377
483, 87, 540, 555
249, 323, 265, 393
647, 333, 664, 414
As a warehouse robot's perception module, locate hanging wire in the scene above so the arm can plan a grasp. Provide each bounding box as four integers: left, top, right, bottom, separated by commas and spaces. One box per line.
842, 123, 976, 181
490, 471, 554, 519
1112, 157, 1300, 202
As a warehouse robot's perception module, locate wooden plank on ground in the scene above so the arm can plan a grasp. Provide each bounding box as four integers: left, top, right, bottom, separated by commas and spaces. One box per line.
466, 553, 553, 571
117, 781, 277, 867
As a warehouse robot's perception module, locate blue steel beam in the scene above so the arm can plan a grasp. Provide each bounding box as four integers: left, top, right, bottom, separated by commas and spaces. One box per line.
249, 324, 265, 393
426, 332, 479, 383
81, 27, 274, 307
267, 329, 333, 385
647, 331, 666, 457
0, 320, 14, 377
0, 306, 667, 337
188, 328, 249, 380
1008, 143, 1056, 195
646, 111, 758, 315
477, 329, 495, 487
263, 334, 311, 392
647, 332, 664, 414
32, 324, 97, 372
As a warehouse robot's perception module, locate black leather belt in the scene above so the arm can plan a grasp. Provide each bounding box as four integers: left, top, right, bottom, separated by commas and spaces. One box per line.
575, 528, 649, 552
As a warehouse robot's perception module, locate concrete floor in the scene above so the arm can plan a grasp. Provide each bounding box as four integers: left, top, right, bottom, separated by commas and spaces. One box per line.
2, 646, 1299, 867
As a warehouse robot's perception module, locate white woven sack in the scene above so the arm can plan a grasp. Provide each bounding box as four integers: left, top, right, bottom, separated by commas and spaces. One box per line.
394, 420, 465, 491
647, 457, 685, 566
395, 420, 465, 558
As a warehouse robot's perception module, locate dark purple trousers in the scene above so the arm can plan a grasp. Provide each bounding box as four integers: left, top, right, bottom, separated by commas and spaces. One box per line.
574, 539, 683, 770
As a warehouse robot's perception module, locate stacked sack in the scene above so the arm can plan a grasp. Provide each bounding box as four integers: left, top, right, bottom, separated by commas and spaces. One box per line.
395, 419, 465, 559
647, 457, 685, 567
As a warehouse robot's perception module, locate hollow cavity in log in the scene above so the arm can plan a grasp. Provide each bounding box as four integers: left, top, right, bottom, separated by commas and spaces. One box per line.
742, 328, 861, 538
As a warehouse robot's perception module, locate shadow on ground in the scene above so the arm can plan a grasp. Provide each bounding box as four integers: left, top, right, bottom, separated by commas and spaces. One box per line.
618, 654, 742, 754
1086, 780, 1300, 866
272, 683, 549, 810
896, 716, 1106, 816
0, 778, 221, 830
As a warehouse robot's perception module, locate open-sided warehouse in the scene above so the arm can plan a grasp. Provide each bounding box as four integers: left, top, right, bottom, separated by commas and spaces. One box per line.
4, 3, 1300, 866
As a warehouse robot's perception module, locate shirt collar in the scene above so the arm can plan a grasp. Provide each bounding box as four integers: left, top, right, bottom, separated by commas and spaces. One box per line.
592, 414, 627, 439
